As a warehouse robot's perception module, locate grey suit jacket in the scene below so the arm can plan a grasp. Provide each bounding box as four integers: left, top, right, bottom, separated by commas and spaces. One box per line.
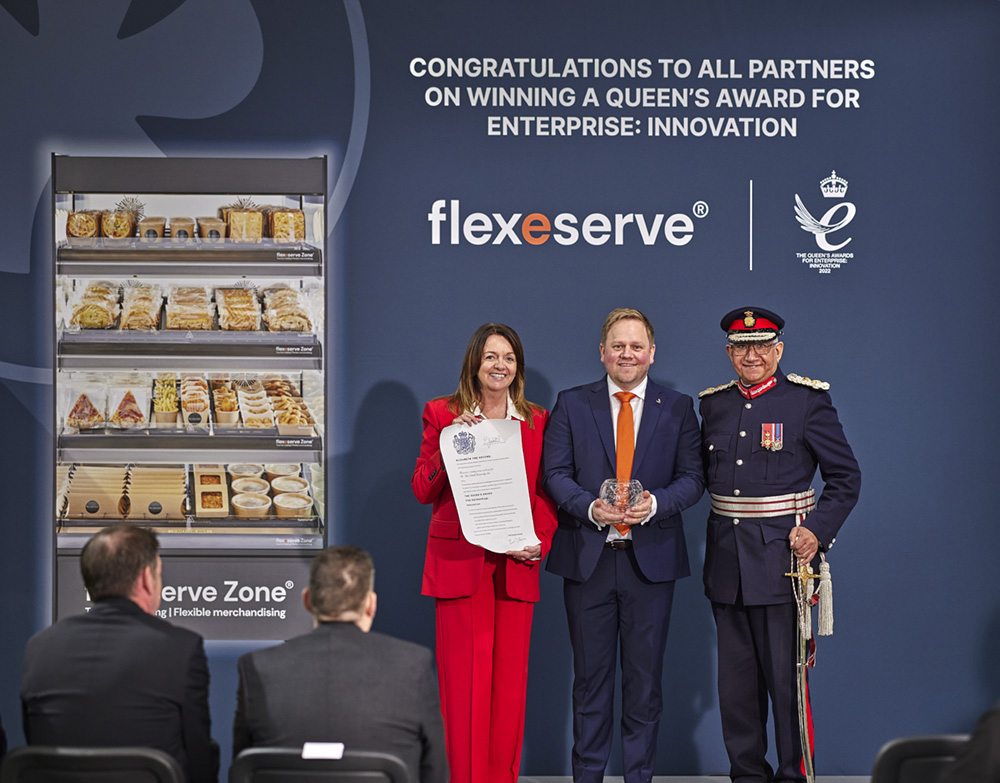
233, 621, 447, 783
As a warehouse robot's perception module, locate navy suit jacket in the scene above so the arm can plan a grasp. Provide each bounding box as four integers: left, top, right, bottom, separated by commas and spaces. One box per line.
699, 367, 861, 604
542, 377, 705, 583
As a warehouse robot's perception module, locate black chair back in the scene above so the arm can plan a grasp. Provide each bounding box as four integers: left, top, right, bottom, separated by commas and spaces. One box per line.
229, 748, 409, 783
0, 746, 184, 783
870, 734, 970, 783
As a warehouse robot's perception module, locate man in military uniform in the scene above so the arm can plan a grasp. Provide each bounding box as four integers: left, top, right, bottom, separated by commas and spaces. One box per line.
699, 307, 861, 783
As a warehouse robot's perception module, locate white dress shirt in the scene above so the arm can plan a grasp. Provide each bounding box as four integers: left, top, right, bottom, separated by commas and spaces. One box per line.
589, 376, 658, 539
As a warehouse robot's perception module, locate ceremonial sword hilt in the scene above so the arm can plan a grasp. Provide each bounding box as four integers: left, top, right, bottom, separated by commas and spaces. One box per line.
785, 561, 820, 585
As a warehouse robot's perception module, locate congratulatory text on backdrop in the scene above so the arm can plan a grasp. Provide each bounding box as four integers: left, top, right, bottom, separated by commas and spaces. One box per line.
409, 57, 876, 138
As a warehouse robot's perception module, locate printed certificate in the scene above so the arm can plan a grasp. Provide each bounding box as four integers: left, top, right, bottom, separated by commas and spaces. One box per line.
439, 419, 540, 553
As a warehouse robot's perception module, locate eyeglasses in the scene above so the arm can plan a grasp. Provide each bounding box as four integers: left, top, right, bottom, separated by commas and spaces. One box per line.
728, 342, 778, 357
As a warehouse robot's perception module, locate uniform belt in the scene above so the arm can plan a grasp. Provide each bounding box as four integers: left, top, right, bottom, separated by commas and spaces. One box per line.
709, 488, 816, 519
604, 539, 632, 550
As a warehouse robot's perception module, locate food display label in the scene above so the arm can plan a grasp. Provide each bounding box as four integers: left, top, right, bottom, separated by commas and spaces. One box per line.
57, 554, 315, 640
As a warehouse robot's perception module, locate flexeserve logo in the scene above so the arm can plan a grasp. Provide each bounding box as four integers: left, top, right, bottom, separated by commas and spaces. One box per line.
793, 170, 856, 273
428, 199, 710, 247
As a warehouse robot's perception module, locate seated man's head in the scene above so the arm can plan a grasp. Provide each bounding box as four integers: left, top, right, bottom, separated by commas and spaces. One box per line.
304, 545, 377, 630
80, 525, 162, 614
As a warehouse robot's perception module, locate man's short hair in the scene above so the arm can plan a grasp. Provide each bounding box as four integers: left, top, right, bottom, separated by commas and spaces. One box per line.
80, 525, 159, 601
600, 308, 655, 346
309, 546, 375, 619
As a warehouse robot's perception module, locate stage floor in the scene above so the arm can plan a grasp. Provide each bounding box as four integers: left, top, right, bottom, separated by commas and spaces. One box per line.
519, 778, 870, 782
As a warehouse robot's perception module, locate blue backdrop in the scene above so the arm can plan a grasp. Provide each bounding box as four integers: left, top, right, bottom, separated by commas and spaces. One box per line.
1, 0, 997, 777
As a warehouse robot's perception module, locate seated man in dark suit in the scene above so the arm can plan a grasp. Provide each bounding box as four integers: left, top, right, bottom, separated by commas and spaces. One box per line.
233, 545, 448, 783
20, 525, 217, 783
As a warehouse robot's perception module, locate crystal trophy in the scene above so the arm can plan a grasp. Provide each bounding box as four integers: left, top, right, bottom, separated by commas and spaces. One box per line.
599, 478, 644, 510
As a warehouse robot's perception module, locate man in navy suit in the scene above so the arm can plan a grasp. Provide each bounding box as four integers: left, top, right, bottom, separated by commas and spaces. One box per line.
543, 308, 704, 783
699, 307, 860, 783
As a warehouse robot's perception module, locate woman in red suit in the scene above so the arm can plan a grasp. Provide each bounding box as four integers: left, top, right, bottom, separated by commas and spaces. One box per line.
412, 322, 558, 783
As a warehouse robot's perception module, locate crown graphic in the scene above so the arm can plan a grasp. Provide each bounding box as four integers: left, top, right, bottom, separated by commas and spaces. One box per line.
820, 170, 848, 199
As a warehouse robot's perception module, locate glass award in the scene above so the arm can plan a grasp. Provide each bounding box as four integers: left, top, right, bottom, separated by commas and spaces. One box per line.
599, 478, 644, 510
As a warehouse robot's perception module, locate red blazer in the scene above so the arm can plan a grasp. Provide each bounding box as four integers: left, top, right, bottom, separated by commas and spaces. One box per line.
412, 398, 558, 601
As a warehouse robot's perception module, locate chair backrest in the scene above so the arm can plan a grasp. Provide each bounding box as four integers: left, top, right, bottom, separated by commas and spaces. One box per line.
229, 748, 410, 783
870, 734, 970, 783
0, 746, 185, 783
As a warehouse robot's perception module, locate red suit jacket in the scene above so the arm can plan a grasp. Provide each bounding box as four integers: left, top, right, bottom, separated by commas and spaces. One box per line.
412, 398, 558, 601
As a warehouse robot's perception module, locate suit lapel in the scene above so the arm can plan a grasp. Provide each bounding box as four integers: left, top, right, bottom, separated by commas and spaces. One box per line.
632, 381, 663, 475
588, 379, 617, 470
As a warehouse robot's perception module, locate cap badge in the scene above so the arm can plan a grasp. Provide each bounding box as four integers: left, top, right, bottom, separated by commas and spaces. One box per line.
743, 311, 756, 328
761, 422, 783, 451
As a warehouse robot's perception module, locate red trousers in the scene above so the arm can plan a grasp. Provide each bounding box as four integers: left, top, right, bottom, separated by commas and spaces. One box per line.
435, 551, 535, 783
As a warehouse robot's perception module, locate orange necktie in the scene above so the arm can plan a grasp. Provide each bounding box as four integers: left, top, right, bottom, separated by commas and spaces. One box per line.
613, 391, 636, 535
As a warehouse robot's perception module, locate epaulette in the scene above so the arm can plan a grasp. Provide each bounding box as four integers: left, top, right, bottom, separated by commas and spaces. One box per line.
786, 372, 830, 391
698, 380, 738, 398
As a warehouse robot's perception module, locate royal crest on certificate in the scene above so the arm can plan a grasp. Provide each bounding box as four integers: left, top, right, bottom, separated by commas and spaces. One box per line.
439, 419, 540, 553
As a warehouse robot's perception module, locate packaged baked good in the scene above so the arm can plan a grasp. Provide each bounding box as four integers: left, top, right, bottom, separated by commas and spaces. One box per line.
216, 288, 257, 306
65, 465, 129, 519
267, 208, 305, 243
66, 210, 101, 238
101, 211, 135, 239
239, 390, 274, 428
261, 287, 313, 332
228, 209, 263, 243
165, 286, 213, 329
168, 285, 212, 305
216, 288, 261, 331
70, 301, 118, 329
127, 465, 186, 519
68, 281, 120, 329
163, 288, 209, 330
169, 217, 195, 241
165, 304, 214, 331
263, 377, 298, 396
120, 284, 162, 331
65, 388, 106, 430
108, 387, 148, 428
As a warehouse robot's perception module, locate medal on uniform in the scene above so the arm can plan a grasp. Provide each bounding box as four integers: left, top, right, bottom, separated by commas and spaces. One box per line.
762, 422, 783, 451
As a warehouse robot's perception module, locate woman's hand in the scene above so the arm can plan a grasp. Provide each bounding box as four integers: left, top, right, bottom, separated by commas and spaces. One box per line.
506, 544, 541, 562
452, 412, 483, 426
